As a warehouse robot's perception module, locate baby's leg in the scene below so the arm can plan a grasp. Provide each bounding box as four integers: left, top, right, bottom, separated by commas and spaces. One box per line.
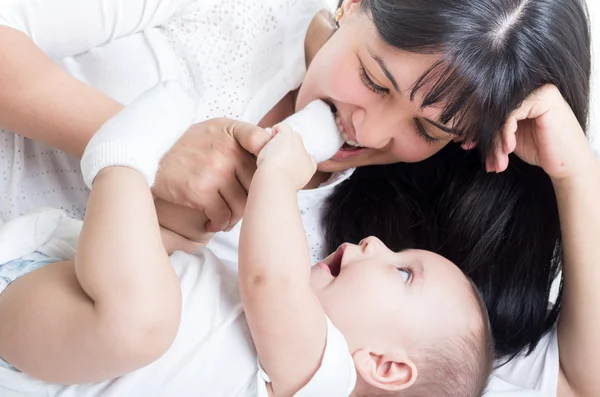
0, 168, 179, 383
0, 82, 196, 384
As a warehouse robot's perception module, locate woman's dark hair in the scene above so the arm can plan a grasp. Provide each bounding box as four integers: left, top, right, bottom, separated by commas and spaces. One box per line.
326, 0, 591, 359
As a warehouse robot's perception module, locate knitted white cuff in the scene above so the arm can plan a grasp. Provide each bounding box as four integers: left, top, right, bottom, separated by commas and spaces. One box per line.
80, 81, 196, 189
81, 141, 163, 188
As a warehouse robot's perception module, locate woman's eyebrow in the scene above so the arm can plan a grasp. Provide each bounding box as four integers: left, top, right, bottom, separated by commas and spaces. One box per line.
367, 45, 401, 94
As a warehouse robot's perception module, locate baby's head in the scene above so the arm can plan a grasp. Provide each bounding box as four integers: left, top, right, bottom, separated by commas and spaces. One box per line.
310, 237, 494, 396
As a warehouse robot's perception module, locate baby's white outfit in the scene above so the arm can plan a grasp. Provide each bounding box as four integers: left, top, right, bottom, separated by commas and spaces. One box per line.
0, 209, 356, 397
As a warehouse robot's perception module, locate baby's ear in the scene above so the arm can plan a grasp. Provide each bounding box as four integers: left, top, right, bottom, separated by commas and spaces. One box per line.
353, 349, 418, 392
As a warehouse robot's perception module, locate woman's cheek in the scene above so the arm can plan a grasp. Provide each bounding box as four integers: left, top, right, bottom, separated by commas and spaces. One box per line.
326, 56, 364, 100
326, 71, 355, 102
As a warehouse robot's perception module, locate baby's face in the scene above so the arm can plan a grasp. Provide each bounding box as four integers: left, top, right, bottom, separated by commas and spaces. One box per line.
310, 237, 479, 352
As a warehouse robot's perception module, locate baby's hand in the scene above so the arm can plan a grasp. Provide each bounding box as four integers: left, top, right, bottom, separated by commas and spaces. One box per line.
257, 124, 317, 190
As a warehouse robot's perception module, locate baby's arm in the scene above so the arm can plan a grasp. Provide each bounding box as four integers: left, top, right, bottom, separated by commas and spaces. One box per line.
0, 0, 188, 155
0, 83, 195, 384
239, 126, 328, 396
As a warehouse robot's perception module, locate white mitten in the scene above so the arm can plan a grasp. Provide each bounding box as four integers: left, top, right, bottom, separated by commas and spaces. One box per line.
80, 81, 196, 188
274, 100, 344, 163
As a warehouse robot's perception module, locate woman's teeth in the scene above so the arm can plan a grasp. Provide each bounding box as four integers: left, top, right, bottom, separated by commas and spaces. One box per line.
334, 111, 364, 148
344, 136, 362, 147
335, 115, 345, 134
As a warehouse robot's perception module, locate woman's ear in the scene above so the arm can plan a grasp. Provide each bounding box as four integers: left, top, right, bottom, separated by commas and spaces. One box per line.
353, 348, 418, 392
338, 0, 362, 24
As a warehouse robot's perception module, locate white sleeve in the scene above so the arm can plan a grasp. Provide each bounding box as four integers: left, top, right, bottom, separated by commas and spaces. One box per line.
256, 317, 357, 397
0, 0, 192, 58
485, 327, 559, 396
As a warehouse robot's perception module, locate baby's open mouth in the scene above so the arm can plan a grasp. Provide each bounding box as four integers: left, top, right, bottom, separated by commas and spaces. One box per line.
327, 244, 346, 277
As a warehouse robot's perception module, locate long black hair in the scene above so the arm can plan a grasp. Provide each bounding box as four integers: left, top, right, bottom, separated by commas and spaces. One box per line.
325, 0, 591, 359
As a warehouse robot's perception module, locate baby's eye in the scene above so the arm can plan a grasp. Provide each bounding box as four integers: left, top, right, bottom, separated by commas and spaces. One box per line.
398, 267, 412, 282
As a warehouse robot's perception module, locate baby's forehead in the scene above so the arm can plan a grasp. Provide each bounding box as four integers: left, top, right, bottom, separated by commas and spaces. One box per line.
411, 252, 480, 316
401, 249, 465, 280
393, 248, 475, 303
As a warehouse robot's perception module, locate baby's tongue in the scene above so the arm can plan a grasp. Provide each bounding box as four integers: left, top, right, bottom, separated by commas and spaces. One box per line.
277, 100, 344, 163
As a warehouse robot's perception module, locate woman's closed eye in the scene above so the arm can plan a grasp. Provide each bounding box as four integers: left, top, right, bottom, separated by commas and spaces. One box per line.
414, 118, 440, 145
360, 65, 389, 97
359, 62, 440, 145
397, 266, 413, 283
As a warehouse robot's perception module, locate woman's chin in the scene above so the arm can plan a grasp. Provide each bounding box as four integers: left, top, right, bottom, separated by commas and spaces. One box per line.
317, 149, 373, 172
317, 149, 362, 172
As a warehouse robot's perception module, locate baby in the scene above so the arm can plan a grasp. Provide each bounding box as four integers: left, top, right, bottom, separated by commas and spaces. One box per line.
0, 83, 493, 396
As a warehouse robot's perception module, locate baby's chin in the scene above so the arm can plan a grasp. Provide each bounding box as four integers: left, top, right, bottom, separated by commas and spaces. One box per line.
308, 263, 334, 292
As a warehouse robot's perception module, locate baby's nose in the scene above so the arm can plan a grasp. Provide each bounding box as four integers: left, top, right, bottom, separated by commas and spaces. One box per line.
359, 236, 384, 252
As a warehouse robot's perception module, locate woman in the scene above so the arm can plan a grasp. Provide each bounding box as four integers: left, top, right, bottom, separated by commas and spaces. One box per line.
323, 0, 588, 369
0, 0, 591, 395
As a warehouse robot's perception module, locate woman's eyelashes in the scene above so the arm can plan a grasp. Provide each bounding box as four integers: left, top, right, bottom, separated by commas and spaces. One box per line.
398, 266, 413, 283
359, 64, 441, 146
360, 66, 389, 97
414, 119, 440, 145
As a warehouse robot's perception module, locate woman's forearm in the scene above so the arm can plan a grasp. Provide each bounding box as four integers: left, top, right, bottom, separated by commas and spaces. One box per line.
0, 27, 122, 156
554, 148, 600, 397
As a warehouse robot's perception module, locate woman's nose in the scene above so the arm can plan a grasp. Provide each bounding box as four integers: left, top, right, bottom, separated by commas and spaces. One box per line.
353, 110, 398, 149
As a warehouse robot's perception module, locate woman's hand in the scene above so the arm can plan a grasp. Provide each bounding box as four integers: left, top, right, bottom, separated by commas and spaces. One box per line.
153, 118, 271, 233
494, 84, 600, 397
489, 84, 593, 181
155, 198, 214, 245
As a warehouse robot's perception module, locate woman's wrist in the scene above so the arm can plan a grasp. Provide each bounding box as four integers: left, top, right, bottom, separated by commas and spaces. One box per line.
551, 145, 600, 193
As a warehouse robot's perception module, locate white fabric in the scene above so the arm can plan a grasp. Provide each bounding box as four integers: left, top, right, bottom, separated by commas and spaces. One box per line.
0, 0, 193, 59
0, 0, 567, 395
0, 0, 326, 222
281, 100, 344, 163
0, 208, 81, 264
487, 328, 559, 396
0, 210, 356, 397
587, 0, 600, 156
80, 81, 196, 188
256, 317, 356, 397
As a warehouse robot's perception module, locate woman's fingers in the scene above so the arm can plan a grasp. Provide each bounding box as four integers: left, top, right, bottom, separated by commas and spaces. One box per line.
202, 192, 233, 233
487, 102, 524, 173
228, 120, 272, 156
461, 140, 477, 150
235, 152, 258, 193
218, 178, 249, 231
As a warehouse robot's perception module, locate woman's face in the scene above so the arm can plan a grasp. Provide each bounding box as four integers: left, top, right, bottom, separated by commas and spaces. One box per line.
296, 0, 463, 173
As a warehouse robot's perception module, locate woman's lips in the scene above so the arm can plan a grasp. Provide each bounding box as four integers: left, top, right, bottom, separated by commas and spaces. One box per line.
332, 146, 368, 160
